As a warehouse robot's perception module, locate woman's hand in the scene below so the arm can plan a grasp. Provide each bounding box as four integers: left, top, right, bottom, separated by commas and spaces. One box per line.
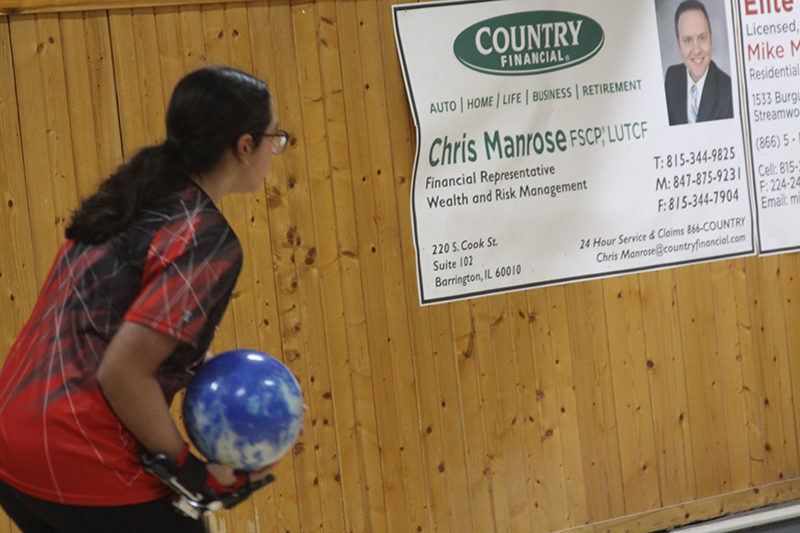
206, 460, 279, 487
206, 462, 237, 487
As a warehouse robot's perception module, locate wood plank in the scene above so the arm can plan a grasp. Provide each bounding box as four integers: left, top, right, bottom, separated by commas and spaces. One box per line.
710, 258, 760, 491
746, 255, 799, 483
300, 0, 382, 531
638, 269, 695, 506
729, 257, 767, 488
80, 12, 123, 190
781, 253, 800, 483
374, 0, 436, 530
553, 478, 800, 533
602, 274, 660, 513
108, 9, 163, 155
546, 285, 588, 527
512, 290, 555, 533
450, 299, 496, 533
675, 264, 732, 497
36, 14, 80, 245
472, 296, 512, 533
565, 280, 626, 522
153, 6, 185, 104
0, 0, 238, 15
487, 293, 532, 533
283, 2, 352, 532
258, 3, 329, 533
352, 1, 423, 530
528, 286, 569, 531
0, 15, 38, 352
236, 5, 304, 533
203, 5, 284, 532
177, 4, 206, 72
333, 0, 400, 531
59, 12, 105, 201
429, 302, 474, 533
9, 15, 64, 286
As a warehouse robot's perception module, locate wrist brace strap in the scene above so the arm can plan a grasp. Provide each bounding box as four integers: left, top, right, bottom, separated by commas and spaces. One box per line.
141, 444, 276, 519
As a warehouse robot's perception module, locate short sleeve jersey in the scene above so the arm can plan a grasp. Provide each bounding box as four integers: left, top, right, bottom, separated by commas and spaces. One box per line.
0, 183, 242, 505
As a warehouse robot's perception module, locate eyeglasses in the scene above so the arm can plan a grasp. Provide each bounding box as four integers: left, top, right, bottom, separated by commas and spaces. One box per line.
261, 130, 290, 155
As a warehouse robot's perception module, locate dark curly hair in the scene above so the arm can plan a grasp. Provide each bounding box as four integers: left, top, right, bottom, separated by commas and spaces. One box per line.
66, 66, 272, 244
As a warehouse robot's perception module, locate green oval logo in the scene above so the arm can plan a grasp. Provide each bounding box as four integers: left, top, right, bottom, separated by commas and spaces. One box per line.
453, 11, 604, 76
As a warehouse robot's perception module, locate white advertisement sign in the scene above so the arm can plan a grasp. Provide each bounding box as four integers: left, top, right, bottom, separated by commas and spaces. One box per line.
394, 0, 756, 305
737, 0, 800, 254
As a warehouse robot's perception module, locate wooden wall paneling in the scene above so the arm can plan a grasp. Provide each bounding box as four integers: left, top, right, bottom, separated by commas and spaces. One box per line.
529, 286, 588, 530
771, 255, 800, 480
0, 0, 235, 15
450, 299, 496, 533
189, 6, 254, 531
283, 2, 352, 532
8, 15, 68, 286
0, 17, 14, 364
528, 287, 569, 530
522, 288, 576, 531
77, 11, 123, 193
411, 300, 456, 533
153, 6, 186, 104
567, 478, 800, 533
334, 0, 405, 531
30, 14, 79, 244
0, 16, 38, 356
602, 274, 660, 514
515, 291, 548, 532
231, 6, 287, 531
511, 291, 555, 533
487, 294, 532, 533
638, 269, 696, 507
472, 296, 513, 533
288, 7, 363, 527
728, 256, 767, 488
710, 258, 761, 491
234, 6, 304, 532
675, 264, 732, 497
209, 5, 305, 532
341, 2, 412, 529
0, 21, 22, 533
260, 2, 328, 532
780, 254, 800, 479
546, 286, 588, 526
107, 10, 142, 155
59, 12, 107, 200
353, 1, 423, 530
743, 254, 776, 488
747, 255, 799, 483
374, 0, 438, 531
429, 302, 474, 533
201, 1, 250, 377
177, 5, 207, 71
565, 280, 626, 523
108, 8, 166, 155
303, 0, 382, 531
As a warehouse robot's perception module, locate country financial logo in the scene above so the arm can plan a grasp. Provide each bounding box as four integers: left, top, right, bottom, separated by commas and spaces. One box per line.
453, 11, 604, 75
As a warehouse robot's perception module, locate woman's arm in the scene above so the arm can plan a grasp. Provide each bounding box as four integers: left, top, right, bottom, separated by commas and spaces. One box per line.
96, 322, 271, 486
96, 321, 185, 458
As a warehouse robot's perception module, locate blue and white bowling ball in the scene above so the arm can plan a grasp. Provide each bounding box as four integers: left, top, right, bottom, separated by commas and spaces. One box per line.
183, 349, 304, 471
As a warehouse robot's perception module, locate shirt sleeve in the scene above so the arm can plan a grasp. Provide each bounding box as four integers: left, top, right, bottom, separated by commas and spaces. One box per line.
123, 209, 242, 348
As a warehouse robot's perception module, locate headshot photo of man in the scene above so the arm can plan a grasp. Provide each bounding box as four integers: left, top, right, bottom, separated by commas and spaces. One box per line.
663, 0, 733, 125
